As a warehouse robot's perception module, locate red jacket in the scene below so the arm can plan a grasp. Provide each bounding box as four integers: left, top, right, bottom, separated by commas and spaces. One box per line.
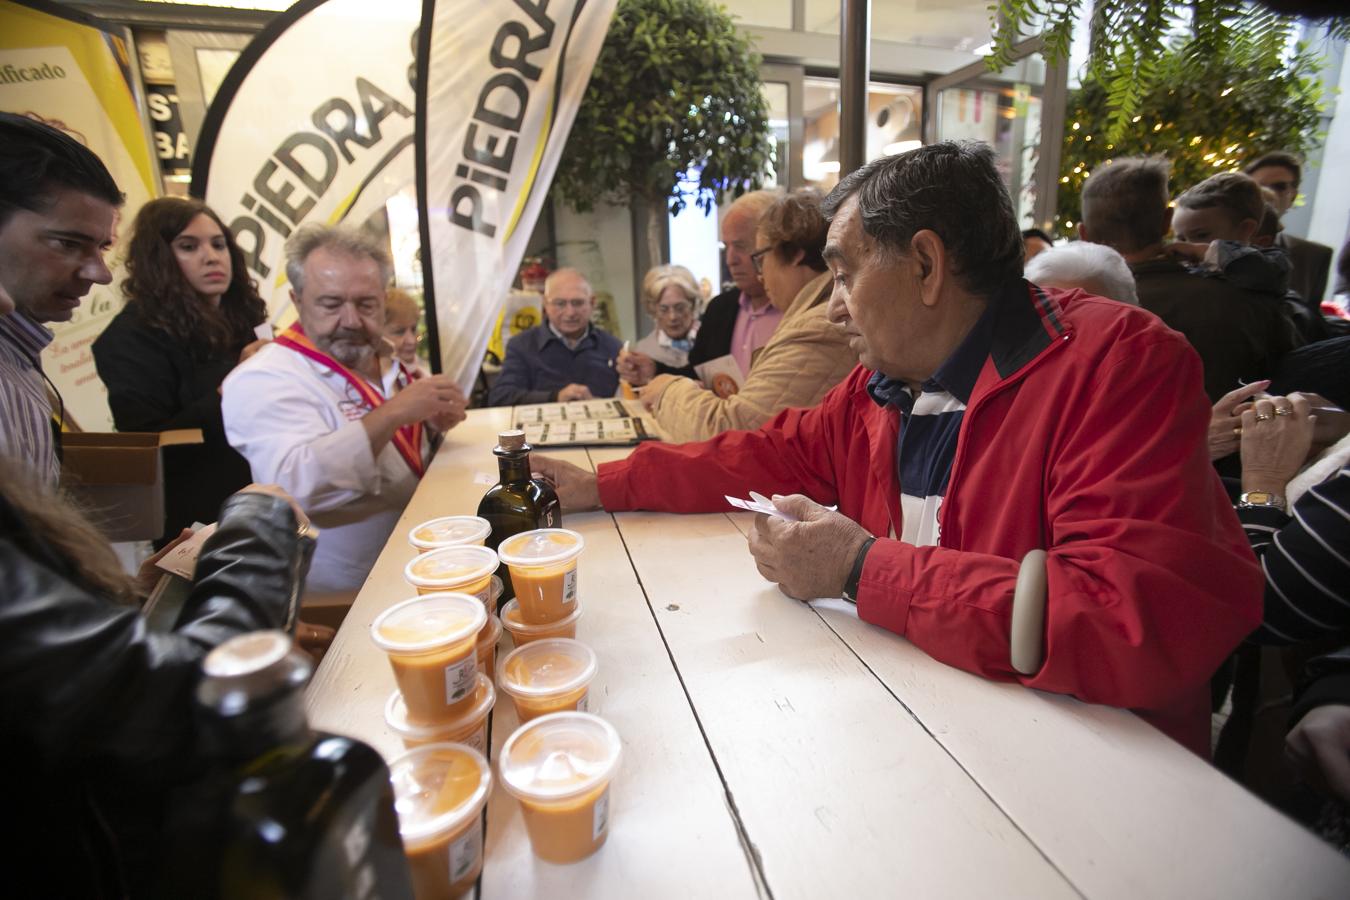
599, 282, 1263, 755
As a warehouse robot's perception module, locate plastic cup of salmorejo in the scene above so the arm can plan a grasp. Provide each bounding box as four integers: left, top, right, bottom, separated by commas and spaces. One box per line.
370, 592, 486, 725
389, 742, 492, 898
385, 674, 496, 756
499, 712, 622, 864
407, 515, 492, 552
496, 529, 585, 625
497, 638, 597, 723
500, 598, 582, 649
404, 544, 500, 606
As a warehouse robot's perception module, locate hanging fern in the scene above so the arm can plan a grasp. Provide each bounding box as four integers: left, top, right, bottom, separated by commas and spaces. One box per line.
989, 0, 1346, 143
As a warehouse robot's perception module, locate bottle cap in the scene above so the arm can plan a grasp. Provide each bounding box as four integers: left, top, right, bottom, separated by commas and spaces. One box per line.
198, 630, 311, 716
497, 430, 527, 452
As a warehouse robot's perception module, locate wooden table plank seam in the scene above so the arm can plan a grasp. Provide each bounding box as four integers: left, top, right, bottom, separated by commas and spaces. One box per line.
585, 449, 775, 900
811, 610, 1089, 900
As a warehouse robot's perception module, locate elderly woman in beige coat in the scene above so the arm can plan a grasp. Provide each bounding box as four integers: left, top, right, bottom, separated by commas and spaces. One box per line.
639, 189, 856, 442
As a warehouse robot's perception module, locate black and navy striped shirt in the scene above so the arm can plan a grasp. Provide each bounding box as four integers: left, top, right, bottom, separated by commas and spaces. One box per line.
866, 305, 996, 546
1246, 467, 1350, 643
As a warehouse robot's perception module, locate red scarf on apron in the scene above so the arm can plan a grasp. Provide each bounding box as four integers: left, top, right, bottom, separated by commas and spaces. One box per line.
274, 323, 425, 477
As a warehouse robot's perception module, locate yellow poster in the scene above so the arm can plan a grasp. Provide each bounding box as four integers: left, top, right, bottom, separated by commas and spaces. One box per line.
1, 0, 158, 430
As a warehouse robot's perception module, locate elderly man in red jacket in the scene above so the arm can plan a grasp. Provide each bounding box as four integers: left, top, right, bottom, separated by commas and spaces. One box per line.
535, 141, 1262, 756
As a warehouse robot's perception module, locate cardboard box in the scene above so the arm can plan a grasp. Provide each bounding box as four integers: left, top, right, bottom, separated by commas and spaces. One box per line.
61, 429, 203, 542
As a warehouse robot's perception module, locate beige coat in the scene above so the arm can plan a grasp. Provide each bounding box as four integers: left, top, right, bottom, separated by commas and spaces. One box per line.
651, 271, 855, 442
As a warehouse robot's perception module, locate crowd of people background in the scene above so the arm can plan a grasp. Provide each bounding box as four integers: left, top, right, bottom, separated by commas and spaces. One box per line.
2, 103, 1349, 893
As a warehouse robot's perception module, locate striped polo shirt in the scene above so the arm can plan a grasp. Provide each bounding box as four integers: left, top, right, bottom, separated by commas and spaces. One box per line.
866, 305, 996, 547
0, 311, 60, 486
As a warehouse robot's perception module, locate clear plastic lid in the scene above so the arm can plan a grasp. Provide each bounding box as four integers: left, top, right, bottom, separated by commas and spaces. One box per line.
388, 742, 492, 846
370, 593, 487, 654
385, 675, 496, 739
497, 638, 597, 699
497, 528, 585, 568
408, 515, 492, 550
499, 712, 622, 802
404, 544, 499, 587
500, 598, 583, 635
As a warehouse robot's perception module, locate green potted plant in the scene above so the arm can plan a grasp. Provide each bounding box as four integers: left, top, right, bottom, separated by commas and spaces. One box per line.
551, 0, 774, 264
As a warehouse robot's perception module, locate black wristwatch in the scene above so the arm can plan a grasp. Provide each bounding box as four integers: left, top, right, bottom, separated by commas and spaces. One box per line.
841, 537, 876, 604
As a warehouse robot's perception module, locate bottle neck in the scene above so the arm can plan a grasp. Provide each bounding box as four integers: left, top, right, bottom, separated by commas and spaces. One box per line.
201, 688, 313, 764
495, 448, 532, 484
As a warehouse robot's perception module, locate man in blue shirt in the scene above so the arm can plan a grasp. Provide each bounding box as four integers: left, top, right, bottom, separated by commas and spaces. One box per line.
489, 267, 622, 405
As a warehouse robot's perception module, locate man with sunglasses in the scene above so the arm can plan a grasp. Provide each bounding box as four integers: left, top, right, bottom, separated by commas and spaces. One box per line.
489, 267, 623, 405
1244, 151, 1333, 307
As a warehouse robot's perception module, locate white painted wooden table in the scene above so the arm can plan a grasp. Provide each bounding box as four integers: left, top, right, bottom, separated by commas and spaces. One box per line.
307, 408, 1350, 899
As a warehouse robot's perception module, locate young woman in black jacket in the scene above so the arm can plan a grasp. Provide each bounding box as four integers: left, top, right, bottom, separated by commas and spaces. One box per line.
92, 197, 270, 545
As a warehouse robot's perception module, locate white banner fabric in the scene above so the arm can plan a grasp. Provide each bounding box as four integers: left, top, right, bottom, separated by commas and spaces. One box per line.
420, 0, 617, 391
195, 0, 420, 318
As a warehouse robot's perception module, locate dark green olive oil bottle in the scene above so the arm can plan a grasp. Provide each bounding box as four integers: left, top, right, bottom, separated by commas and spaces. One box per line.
157, 632, 413, 899
476, 429, 562, 604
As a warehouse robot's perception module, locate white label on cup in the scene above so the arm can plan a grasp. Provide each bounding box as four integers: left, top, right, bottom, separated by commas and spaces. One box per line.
576, 689, 589, 713
592, 784, 610, 841
443, 655, 477, 705
563, 568, 577, 606
448, 825, 482, 883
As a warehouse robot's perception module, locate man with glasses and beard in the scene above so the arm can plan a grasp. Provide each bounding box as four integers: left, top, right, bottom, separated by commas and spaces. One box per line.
223, 223, 467, 594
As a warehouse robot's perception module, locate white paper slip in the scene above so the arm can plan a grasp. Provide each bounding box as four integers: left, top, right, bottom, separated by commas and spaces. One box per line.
155, 522, 219, 580
725, 493, 837, 521
808, 597, 861, 619
694, 354, 744, 397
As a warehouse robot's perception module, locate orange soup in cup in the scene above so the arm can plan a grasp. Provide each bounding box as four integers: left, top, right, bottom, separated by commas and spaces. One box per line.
404, 545, 499, 603
500, 598, 581, 649
497, 638, 597, 723
496, 529, 584, 625
499, 712, 622, 864
408, 515, 491, 552
385, 675, 496, 756
389, 742, 492, 898
371, 593, 486, 724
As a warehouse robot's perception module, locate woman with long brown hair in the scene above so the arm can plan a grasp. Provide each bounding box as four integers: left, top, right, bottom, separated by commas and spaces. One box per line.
93, 197, 269, 544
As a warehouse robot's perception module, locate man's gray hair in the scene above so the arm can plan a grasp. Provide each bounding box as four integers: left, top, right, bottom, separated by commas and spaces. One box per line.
285, 222, 393, 295
1080, 156, 1170, 254
1025, 241, 1139, 305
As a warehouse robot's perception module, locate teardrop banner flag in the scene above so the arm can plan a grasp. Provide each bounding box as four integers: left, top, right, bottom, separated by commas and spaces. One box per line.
417, 0, 617, 389
191, 0, 421, 317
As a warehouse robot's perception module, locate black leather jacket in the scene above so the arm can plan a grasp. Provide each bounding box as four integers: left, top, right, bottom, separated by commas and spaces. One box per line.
0, 490, 313, 898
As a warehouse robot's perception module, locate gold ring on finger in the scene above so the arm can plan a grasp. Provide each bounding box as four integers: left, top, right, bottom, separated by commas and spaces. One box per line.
1233, 427, 1242, 436
1274, 407, 1293, 416
1255, 412, 1272, 422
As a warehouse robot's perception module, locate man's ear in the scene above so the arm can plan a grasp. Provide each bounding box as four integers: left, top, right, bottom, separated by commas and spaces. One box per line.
910, 229, 946, 308
1235, 217, 1259, 244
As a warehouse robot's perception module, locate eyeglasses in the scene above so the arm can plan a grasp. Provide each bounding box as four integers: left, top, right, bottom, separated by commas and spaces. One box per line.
546, 297, 590, 310
656, 301, 693, 317
750, 245, 776, 274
